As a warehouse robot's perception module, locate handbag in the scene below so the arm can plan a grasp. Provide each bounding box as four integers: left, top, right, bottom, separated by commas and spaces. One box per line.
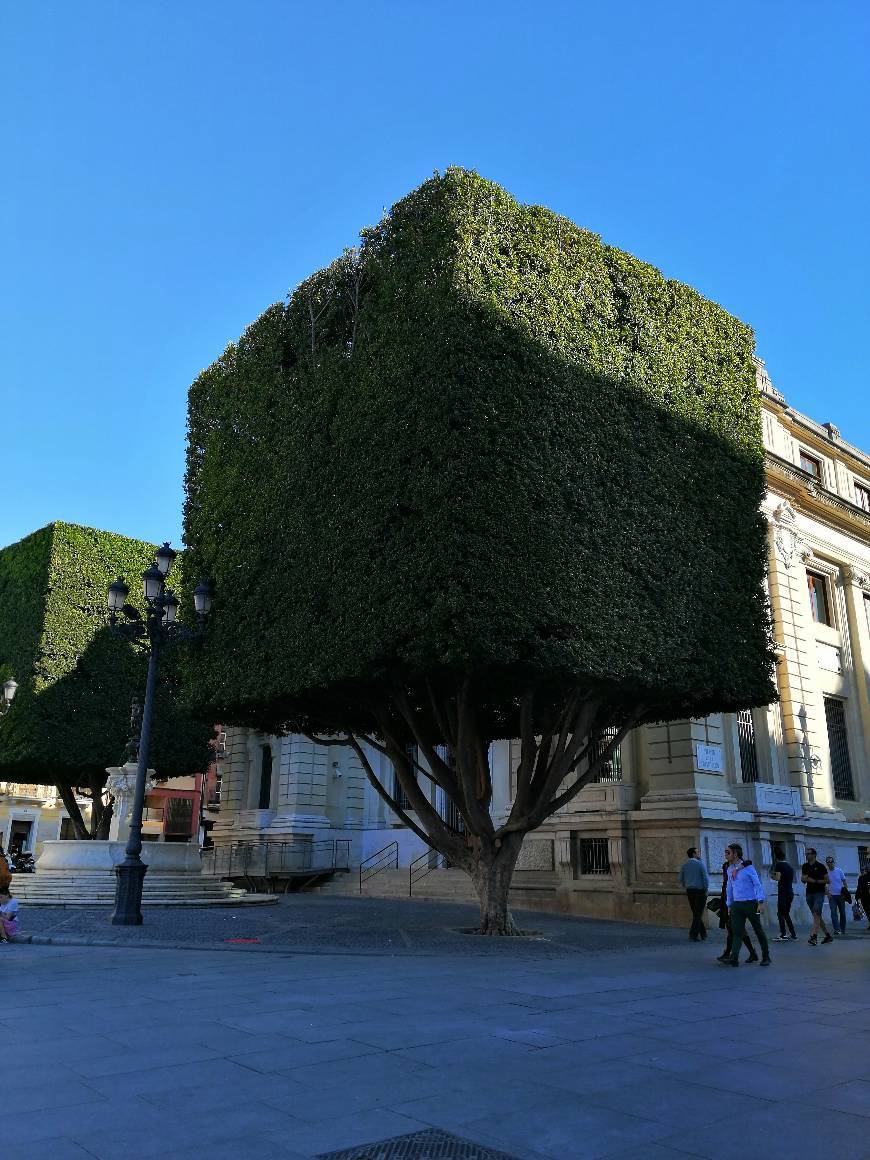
706, 896, 722, 915
852, 901, 865, 922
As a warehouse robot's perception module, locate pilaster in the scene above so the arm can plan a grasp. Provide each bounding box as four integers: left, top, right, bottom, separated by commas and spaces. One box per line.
766, 501, 840, 816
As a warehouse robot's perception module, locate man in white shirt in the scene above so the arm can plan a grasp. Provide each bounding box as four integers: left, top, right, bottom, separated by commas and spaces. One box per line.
825, 856, 849, 936
720, 842, 771, 967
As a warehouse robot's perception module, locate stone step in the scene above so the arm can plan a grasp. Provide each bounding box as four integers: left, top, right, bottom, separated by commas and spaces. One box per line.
13, 872, 277, 906
313, 867, 558, 903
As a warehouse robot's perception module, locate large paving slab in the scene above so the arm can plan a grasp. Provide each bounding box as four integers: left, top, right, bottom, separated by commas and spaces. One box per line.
3, 897, 869, 1159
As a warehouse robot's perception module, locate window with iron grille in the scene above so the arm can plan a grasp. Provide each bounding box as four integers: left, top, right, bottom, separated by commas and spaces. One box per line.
166, 796, 194, 835
393, 744, 415, 811
578, 836, 610, 875
590, 726, 623, 783
438, 746, 466, 834
855, 482, 870, 513
800, 450, 821, 479
858, 846, 869, 873
806, 571, 832, 626
824, 697, 855, 801
737, 708, 759, 783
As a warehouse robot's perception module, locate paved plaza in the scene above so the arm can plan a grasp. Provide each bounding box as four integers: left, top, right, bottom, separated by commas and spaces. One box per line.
4, 897, 870, 1160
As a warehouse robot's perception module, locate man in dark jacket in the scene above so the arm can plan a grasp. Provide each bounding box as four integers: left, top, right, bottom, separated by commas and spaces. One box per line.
771, 846, 796, 940
679, 846, 710, 941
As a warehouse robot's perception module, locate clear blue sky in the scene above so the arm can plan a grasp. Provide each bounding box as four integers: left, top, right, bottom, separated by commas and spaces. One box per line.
3, 1, 868, 551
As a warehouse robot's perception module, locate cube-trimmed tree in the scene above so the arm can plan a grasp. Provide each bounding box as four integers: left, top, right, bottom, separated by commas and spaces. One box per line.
184, 169, 776, 933
0, 522, 211, 837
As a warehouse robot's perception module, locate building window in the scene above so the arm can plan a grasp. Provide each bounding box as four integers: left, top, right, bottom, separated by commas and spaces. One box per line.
806, 571, 832, 626
590, 726, 623, 783
855, 482, 870, 513
166, 796, 194, 837
858, 846, 870, 873
578, 836, 610, 875
393, 744, 415, 811
823, 697, 855, 801
737, 708, 759, 784
258, 744, 273, 810
799, 450, 821, 479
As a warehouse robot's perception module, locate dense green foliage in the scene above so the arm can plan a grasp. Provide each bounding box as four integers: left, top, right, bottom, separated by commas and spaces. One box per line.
0, 522, 211, 786
184, 169, 776, 738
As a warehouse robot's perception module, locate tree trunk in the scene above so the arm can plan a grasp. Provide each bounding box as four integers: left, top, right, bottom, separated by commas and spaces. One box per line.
94, 797, 114, 840
469, 833, 524, 935
56, 783, 91, 839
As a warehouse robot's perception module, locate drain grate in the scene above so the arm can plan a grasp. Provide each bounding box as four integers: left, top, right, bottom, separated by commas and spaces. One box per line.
316, 1127, 521, 1160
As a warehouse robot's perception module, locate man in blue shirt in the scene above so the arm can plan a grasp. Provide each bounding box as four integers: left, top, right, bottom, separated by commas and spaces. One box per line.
678, 846, 710, 941
720, 842, 771, 967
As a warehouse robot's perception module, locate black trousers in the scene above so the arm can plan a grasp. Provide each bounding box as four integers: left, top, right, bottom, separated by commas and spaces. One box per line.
686, 888, 707, 939
777, 892, 796, 937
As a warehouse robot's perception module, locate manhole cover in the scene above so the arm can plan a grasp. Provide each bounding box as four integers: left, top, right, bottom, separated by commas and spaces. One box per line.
317, 1127, 520, 1159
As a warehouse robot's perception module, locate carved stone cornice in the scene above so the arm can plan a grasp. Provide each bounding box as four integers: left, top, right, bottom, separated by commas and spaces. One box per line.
766, 452, 870, 539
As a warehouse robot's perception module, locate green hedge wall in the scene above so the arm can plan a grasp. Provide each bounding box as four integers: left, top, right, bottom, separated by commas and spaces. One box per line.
184, 168, 775, 737
0, 522, 211, 786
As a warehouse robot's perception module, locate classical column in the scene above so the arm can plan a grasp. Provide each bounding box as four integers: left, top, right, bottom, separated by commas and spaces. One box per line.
842, 566, 870, 799
265, 734, 331, 834
210, 725, 250, 839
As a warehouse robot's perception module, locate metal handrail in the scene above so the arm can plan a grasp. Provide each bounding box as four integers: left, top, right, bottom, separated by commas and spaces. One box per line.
359, 841, 398, 892
409, 849, 446, 895
201, 837, 352, 880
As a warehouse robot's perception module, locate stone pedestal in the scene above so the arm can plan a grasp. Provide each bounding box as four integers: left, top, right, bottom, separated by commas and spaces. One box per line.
105, 762, 157, 844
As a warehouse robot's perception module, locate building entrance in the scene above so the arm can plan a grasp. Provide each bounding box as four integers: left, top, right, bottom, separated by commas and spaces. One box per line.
8, 819, 34, 853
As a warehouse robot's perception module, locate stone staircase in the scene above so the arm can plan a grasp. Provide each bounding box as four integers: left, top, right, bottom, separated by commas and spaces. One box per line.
12, 871, 278, 907
313, 867, 559, 905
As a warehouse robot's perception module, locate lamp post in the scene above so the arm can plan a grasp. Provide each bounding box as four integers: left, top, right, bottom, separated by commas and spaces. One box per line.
107, 543, 213, 925
0, 678, 17, 716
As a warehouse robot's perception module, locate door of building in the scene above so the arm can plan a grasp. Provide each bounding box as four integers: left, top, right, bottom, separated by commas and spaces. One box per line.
9, 819, 34, 854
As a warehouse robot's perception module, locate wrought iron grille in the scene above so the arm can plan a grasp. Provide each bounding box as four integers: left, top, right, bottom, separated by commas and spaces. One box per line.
737, 708, 759, 783
590, 726, 623, 783
393, 744, 414, 811
438, 746, 466, 834
578, 836, 610, 875
824, 697, 855, 801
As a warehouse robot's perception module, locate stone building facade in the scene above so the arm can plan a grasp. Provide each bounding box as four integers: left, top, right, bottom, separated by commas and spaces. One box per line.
212, 364, 870, 927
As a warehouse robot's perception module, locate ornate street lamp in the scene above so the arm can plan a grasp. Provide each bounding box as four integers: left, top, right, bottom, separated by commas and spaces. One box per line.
0, 677, 17, 716
107, 544, 213, 925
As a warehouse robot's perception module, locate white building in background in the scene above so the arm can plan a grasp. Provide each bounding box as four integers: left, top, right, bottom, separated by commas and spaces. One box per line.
211, 363, 870, 926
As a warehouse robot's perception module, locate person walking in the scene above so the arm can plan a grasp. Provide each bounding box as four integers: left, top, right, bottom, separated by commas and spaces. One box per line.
771, 846, 797, 941
856, 864, 870, 932
679, 846, 710, 941
801, 847, 834, 945
719, 843, 770, 967
716, 856, 758, 963
824, 856, 849, 936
